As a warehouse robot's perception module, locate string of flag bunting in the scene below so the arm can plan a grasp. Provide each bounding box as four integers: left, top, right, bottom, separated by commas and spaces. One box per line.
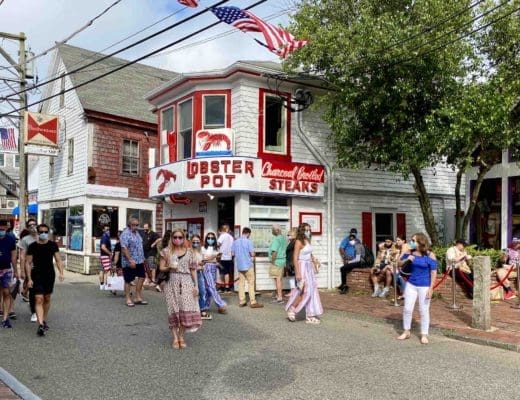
177, 1, 308, 58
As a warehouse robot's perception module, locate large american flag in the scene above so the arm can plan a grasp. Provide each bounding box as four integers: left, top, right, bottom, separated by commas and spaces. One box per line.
0, 127, 17, 152
177, 0, 198, 7
210, 6, 308, 58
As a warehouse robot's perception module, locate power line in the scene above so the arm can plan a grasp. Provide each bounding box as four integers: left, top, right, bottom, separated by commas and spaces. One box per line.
1, 0, 231, 101
0, 0, 269, 117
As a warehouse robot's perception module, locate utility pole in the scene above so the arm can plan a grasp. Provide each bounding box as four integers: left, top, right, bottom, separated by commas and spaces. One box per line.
0, 31, 27, 230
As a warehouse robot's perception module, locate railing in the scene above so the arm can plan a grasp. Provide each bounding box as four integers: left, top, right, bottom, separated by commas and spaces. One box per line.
0, 169, 19, 197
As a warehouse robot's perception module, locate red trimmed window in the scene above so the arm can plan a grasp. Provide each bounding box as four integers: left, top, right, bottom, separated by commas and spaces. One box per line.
158, 90, 231, 163
258, 88, 291, 161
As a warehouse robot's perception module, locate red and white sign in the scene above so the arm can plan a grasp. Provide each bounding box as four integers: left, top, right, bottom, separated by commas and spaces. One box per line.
195, 128, 233, 157
149, 156, 325, 198
24, 112, 59, 147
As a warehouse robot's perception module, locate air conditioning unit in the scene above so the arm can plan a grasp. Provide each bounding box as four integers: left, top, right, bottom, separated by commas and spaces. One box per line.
7, 200, 18, 208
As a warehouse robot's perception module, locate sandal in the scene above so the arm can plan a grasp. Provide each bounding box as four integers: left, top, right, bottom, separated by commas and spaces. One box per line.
287, 310, 296, 322
420, 335, 429, 345
172, 340, 180, 349
397, 331, 411, 340
178, 338, 187, 348
305, 317, 321, 325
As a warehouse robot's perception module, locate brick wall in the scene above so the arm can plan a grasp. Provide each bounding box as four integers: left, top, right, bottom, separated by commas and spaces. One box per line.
91, 120, 158, 200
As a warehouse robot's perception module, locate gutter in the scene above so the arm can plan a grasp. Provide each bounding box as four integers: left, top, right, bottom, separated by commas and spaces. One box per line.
296, 111, 335, 289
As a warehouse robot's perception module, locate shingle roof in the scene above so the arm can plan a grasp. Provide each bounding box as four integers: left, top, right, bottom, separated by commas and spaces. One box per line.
58, 44, 178, 124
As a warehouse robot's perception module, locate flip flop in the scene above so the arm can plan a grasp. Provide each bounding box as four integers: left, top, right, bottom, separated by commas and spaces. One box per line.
126, 302, 135, 307
134, 300, 148, 305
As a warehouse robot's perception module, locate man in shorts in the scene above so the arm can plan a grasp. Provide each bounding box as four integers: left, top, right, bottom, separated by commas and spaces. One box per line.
217, 224, 234, 293
0, 220, 18, 328
140, 223, 160, 287
269, 224, 287, 304
120, 217, 146, 307
26, 223, 64, 336
99, 225, 113, 290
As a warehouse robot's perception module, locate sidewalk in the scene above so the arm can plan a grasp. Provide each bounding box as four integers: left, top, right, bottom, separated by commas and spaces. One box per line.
320, 288, 520, 352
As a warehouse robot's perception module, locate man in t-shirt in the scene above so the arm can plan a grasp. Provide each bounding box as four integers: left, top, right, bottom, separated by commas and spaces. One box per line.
120, 217, 146, 307
496, 236, 520, 300
217, 224, 234, 293
18, 218, 38, 322
0, 220, 18, 328
231, 227, 263, 308
99, 225, 113, 290
269, 224, 287, 304
26, 223, 64, 336
446, 239, 474, 299
140, 223, 160, 287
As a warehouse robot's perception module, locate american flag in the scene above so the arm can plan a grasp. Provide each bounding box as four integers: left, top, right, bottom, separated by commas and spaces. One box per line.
210, 6, 308, 58
0, 127, 17, 152
177, 0, 198, 7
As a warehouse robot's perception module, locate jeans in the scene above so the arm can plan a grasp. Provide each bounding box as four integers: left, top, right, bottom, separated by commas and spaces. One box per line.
402, 282, 431, 335
197, 270, 207, 311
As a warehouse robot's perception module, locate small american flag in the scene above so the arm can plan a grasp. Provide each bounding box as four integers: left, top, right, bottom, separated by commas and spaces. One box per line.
177, 0, 198, 7
210, 6, 308, 58
0, 127, 17, 152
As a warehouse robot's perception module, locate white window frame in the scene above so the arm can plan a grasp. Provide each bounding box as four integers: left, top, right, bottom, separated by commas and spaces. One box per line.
122, 139, 139, 176
160, 106, 174, 164
67, 138, 74, 175
177, 98, 193, 160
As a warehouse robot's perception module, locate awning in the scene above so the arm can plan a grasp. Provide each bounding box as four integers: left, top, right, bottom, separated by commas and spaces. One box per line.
12, 203, 38, 216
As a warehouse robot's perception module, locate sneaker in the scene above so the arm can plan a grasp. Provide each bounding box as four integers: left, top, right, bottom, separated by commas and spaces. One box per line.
504, 291, 517, 300
8, 311, 16, 320
30, 313, 37, 323
2, 319, 12, 328
99, 284, 105, 290
43, 321, 50, 331
238, 302, 248, 307
201, 312, 213, 320
250, 302, 264, 309
378, 287, 390, 298
155, 285, 162, 293
37, 325, 45, 337
371, 286, 381, 297
340, 286, 349, 295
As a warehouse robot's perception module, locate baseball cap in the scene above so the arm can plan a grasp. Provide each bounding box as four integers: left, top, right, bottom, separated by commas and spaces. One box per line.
455, 239, 468, 246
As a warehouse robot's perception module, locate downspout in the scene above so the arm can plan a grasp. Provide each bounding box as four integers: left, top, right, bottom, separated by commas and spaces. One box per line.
296, 111, 335, 289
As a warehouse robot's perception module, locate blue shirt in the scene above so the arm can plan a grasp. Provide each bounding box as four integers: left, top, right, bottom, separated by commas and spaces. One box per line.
231, 235, 254, 271
0, 235, 16, 269
402, 254, 438, 287
120, 227, 144, 268
100, 231, 112, 254
339, 236, 359, 259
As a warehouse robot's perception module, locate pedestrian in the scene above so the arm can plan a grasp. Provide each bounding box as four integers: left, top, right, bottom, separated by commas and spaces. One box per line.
18, 218, 38, 322
158, 228, 201, 349
269, 224, 287, 303
190, 234, 210, 320
120, 217, 147, 307
201, 232, 227, 316
285, 223, 323, 324
232, 227, 263, 308
141, 223, 161, 287
25, 223, 65, 336
217, 224, 234, 293
99, 225, 113, 290
0, 220, 18, 328
397, 232, 438, 344
155, 230, 171, 292
284, 227, 298, 292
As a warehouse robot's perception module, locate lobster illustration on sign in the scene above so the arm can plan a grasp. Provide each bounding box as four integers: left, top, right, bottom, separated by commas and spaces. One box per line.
156, 169, 177, 194
197, 130, 231, 151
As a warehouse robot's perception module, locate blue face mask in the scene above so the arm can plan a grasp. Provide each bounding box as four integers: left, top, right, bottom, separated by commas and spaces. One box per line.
409, 240, 417, 250
39, 233, 49, 241
0, 230, 6, 238
207, 239, 215, 245
192, 243, 200, 248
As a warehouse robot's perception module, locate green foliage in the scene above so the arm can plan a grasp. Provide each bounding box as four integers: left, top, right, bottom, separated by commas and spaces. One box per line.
431, 245, 503, 273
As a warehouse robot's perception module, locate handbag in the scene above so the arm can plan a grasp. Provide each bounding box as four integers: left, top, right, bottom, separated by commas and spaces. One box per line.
104, 274, 124, 291
157, 249, 170, 284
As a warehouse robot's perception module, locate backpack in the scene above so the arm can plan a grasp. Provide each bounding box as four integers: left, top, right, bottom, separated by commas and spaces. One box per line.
361, 244, 375, 268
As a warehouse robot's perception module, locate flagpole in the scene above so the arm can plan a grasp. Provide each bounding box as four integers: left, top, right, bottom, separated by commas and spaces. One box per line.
18, 32, 27, 231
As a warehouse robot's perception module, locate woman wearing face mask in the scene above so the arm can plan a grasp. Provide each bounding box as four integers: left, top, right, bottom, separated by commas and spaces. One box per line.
285, 223, 323, 324
158, 228, 201, 349
190, 234, 209, 320
201, 232, 227, 316
397, 233, 438, 344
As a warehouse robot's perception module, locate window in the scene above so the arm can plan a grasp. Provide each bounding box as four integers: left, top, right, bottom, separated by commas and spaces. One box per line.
68, 206, 84, 251
59, 73, 65, 108
203, 95, 225, 129
126, 208, 152, 228
258, 89, 290, 160
14, 155, 19, 168
67, 138, 74, 175
375, 213, 393, 244
161, 107, 174, 164
92, 205, 119, 238
49, 157, 55, 179
0, 154, 4, 167
178, 99, 193, 160
122, 139, 139, 175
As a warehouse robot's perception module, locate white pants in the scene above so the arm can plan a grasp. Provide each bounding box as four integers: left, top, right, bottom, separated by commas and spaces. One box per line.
402, 282, 431, 335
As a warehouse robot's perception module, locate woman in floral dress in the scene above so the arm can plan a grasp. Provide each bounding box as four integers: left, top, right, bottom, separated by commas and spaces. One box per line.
159, 228, 202, 349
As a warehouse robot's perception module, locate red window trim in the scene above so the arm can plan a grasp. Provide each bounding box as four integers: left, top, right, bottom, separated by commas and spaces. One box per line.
257, 88, 291, 162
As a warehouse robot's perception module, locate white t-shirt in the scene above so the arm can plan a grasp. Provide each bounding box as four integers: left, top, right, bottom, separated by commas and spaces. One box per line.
217, 232, 234, 261
201, 246, 219, 263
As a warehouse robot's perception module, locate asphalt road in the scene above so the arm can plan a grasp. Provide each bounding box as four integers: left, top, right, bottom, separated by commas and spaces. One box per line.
2, 271, 519, 400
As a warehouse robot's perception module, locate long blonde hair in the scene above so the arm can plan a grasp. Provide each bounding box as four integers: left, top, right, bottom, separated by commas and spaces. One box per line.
168, 227, 187, 252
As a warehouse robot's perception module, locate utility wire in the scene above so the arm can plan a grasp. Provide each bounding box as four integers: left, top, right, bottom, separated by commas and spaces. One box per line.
0, 0, 268, 117
1, 0, 230, 101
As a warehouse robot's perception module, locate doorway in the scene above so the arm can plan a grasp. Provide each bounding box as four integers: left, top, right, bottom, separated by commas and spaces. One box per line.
217, 196, 235, 235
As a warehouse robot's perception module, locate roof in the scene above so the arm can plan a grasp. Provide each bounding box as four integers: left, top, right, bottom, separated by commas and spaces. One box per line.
57, 44, 178, 124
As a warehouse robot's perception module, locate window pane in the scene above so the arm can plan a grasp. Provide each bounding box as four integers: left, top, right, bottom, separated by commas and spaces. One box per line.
204, 96, 225, 128
0, 154, 4, 166
375, 213, 393, 244
179, 100, 192, 131
265, 95, 285, 152
178, 100, 192, 159
161, 107, 174, 132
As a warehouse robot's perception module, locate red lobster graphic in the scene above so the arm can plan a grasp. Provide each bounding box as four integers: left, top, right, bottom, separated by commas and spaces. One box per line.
156, 169, 177, 194
197, 130, 231, 151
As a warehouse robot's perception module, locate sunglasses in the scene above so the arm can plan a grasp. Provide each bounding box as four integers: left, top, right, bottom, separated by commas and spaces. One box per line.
192, 241, 201, 244
38, 230, 49, 234
172, 236, 184, 239
28, 224, 37, 227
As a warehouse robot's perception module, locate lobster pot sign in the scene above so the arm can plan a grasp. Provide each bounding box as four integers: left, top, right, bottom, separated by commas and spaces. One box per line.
195, 128, 233, 157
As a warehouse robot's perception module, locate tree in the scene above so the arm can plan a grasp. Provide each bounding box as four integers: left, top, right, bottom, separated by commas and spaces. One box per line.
286, 0, 475, 244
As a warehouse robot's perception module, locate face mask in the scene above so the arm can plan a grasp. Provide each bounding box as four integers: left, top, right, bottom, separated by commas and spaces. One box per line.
207, 239, 215, 245
304, 231, 311, 239
349, 240, 356, 245
192, 243, 200, 248
39, 233, 49, 241
409, 240, 417, 250
173, 238, 184, 245
0, 230, 6, 238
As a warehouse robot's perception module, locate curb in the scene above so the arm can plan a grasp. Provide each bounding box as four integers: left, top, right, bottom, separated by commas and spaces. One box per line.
0, 368, 41, 400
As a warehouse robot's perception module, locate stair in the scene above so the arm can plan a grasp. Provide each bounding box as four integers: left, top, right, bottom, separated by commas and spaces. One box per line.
0, 169, 19, 198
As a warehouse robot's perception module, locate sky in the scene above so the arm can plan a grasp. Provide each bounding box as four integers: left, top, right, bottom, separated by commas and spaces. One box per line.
0, 0, 297, 113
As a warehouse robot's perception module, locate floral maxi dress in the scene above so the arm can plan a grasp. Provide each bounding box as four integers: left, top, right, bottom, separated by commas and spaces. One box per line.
161, 248, 202, 333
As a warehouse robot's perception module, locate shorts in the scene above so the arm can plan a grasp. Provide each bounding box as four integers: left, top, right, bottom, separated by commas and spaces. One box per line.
0, 269, 13, 289
219, 260, 233, 275
145, 256, 157, 270
32, 276, 55, 295
100, 255, 112, 271
122, 263, 146, 283
269, 264, 284, 279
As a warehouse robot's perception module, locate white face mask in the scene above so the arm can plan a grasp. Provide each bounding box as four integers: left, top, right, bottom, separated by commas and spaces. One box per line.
304, 231, 311, 238
349, 240, 356, 245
